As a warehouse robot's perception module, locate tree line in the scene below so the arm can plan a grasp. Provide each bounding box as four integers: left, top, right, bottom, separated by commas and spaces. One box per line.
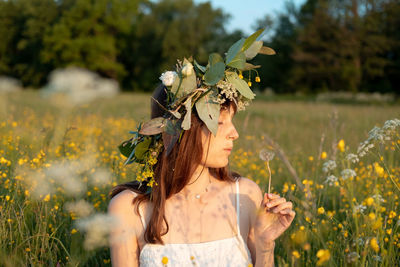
0, 0, 399, 94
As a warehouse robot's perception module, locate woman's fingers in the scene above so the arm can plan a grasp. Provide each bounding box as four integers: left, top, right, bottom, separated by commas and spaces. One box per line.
265, 197, 287, 209
269, 202, 293, 213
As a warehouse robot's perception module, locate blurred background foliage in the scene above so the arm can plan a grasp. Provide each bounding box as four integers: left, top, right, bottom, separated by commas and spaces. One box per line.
0, 0, 399, 94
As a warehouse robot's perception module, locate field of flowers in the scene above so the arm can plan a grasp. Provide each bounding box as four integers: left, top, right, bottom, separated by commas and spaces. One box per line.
1, 89, 399, 266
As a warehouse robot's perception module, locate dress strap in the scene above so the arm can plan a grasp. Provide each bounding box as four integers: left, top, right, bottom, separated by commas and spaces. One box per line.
235, 178, 241, 236
128, 190, 147, 230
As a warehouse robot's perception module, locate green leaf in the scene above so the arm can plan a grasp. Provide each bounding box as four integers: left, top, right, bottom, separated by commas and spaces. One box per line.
139, 117, 165, 135
208, 53, 224, 66
182, 97, 192, 130
118, 138, 135, 158
259, 46, 276, 55
243, 63, 261, 71
170, 74, 182, 95
163, 119, 182, 155
194, 59, 206, 73
227, 51, 246, 69
179, 71, 197, 98
226, 38, 245, 65
244, 40, 263, 60
134, 138, 151, 160
204, 62, 225, 85
195, 89, 220, 136
226, 72, 255, 99
242, 29, 265, 51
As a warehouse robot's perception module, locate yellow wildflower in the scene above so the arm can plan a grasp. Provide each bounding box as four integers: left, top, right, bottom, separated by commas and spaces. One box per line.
320, 151, 327, 159
71, 229, 78, 234
318, 207, 325, 215
365, 197, 374, 206
292, 250, 300, 259
161, 256, 168, 265
368, 213, 376, 220
309, 156, 314, 161
337, 139, 345, 152
247, 81, 252, 87
316, 249, 331, 266
370, 237, 379, 253
43, 194, 50, 202
255, 76, 261, 82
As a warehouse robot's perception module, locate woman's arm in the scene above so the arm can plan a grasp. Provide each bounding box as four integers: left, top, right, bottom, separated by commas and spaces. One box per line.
108, 190, 140, 267
240, 178, 275, 267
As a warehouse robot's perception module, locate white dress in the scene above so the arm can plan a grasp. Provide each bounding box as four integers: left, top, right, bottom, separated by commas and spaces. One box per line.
136, 179, 253, 267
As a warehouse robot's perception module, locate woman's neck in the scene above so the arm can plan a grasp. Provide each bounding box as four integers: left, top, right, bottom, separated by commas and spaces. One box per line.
180, 165, 217, 199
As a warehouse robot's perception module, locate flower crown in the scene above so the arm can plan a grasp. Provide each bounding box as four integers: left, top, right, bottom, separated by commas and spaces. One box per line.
118, 29, 275, 190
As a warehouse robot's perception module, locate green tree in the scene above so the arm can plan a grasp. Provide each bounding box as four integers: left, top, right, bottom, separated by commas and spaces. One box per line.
41, 0, 142, 81
0, 0, 59, 86
124, 0, 231, 91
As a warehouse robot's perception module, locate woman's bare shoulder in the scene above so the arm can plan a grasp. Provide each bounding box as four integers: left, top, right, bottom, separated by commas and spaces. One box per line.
108, 190, 140, 224
237, 177, 263, 204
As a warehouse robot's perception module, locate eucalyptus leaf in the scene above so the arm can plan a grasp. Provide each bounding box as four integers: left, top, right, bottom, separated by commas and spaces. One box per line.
204, 62, 225, 85
259, 46, 276, 55
134, 138, 151, 160
169, 110, 181, 119
227, 51, 246, 69
170, 74, 182, 95
195, 89, 220, 136
163, 119, 182, 155
244, 40, 263, 60
178, 71, 197, 98
226, 72, 255, 99
226, 38, 245, 65
243, 63, 261, 71
194, 59, 206, 73
242, 29, 265, 51
182, 98, 192, 130
208, 53, 224, 66
139, 117, 165, 135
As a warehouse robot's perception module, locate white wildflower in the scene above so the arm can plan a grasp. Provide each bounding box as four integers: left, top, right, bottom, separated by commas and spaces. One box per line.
346, 252, 360, 263
353, 204, 367, 214
341, 169, 357, 180
346, 153, 359, 164
65, 200, 94, 217
322, 160, 337, 173
352, 237, 364, 246
76, 213, 118, 250
372, 255, 382, 262
372, 194, 385, 204
324, 175, 338, 186
181, 62, 194, 76
159, 71, 177, 86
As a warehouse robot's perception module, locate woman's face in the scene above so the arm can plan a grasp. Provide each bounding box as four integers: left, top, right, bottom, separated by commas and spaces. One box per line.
200, 105, 239, 168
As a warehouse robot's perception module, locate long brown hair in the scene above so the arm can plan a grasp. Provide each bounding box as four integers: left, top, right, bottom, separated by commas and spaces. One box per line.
110, 84, 239, 244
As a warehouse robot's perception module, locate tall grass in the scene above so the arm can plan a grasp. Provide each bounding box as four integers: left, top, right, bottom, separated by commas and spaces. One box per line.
1, 90, 399, 266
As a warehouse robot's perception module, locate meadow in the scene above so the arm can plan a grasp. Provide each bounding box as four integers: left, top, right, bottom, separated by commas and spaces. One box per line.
1, 90, 399, 266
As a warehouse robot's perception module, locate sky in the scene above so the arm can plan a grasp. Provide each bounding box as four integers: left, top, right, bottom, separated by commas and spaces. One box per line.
194, 0, 305, 34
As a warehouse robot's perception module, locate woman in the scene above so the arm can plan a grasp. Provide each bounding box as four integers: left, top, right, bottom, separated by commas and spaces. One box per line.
108, 31, 295, 266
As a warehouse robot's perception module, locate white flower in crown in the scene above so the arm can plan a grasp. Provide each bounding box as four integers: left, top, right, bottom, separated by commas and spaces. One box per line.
159, 71, 177, 86
181, 62, 194, 76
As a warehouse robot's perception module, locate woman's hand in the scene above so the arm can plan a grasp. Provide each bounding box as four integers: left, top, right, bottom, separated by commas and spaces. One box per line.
254, 193, 295, 247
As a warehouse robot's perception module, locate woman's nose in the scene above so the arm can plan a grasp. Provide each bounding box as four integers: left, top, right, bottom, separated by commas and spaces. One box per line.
228, 125, 239, 140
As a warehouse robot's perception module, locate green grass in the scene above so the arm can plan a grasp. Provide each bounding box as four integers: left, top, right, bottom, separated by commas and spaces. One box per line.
0, 90, 399, 266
